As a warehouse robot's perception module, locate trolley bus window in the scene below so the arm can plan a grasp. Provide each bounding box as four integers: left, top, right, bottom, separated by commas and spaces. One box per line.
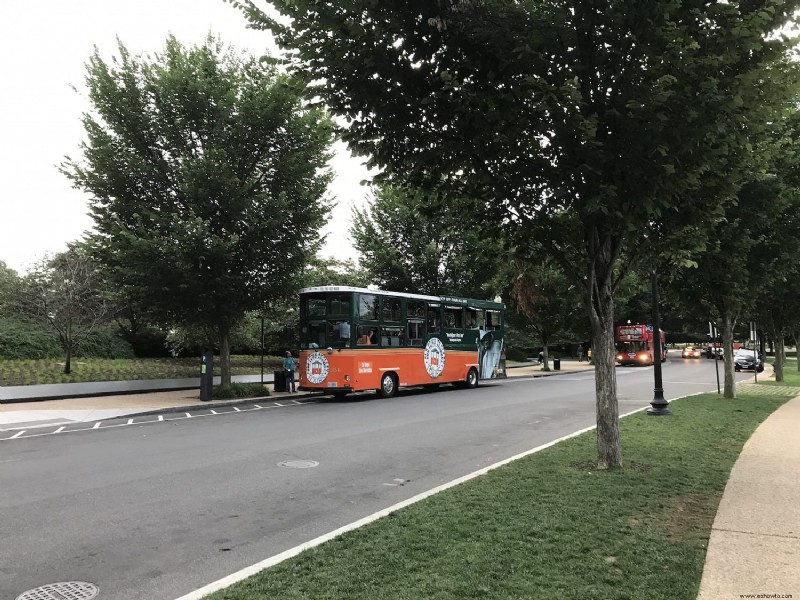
486, 310, 501, 330
407, 300, 425, 320
381, 326, 405, 347
359, 294, 379, 321
427, 304, 441, 333
407, 320, 424, 346
328, 320, 351, 348
329, 294, 351, 316
356, 326, 377, 345
466, 308, 483, 329
304, 321, 327, 348
383, 297, 402, 322
444, 306, 464, 329
306, 297, 326, 317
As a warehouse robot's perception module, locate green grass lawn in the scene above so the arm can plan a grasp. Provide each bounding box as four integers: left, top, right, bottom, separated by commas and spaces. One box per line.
0, 355, 283, 386
205, 390, 790, 600
763, 358, 800, 387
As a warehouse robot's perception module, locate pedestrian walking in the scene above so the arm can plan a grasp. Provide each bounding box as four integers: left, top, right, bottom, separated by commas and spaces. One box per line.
577, 344, 584, 362
283, 351, 296, 393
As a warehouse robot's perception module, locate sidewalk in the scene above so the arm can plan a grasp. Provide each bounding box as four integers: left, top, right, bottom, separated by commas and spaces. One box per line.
0, 360, 594, 429
697, 389, 800, 599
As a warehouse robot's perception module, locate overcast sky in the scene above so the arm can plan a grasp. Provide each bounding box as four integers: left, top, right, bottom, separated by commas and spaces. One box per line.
0, 0, 372, 274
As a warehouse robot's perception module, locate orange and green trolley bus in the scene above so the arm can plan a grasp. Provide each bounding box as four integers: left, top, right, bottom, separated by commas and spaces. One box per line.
297, 286, 505, 398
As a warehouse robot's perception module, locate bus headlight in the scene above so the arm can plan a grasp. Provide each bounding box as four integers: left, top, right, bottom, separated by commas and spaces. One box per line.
638, 353, 649, 361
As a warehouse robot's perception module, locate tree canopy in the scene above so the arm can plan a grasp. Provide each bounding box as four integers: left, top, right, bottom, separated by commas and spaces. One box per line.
62, 35, 334, 384
351, 184, 503, 298
16, 248, 108, 374
235, 0, 800, 467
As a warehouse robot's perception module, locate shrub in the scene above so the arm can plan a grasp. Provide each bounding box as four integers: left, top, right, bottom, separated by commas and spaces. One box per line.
74, 326, 135, 359
212, 382, 270, 400
503, 346, 529, 362
0, 317, 62, 359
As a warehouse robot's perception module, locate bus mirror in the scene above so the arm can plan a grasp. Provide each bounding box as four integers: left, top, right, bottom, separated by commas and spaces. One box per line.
327, 347, 333, 354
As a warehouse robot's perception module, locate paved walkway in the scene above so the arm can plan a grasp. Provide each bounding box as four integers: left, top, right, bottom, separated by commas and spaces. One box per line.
698, 371, 800, 599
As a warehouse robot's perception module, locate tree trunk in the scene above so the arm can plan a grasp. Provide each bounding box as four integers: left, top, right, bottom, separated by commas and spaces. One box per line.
64, 319, 72, 375
220, 323, 232, 387
795, 332, 800, 372
64, 341, 72, 375
775, 335, 784, 382
585, 272, 621, 470
542, 343, 550, 371
721, 313, 736, 398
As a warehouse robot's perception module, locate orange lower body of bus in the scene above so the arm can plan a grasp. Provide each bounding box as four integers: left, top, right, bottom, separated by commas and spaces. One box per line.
298, 348, 480, 395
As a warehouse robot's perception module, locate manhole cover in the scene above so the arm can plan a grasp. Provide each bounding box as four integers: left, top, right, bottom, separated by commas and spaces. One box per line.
16, 581, 99, 600
278, 459, 319, 469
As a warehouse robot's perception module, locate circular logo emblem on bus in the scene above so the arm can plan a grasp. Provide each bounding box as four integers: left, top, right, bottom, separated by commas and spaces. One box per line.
306, 352, 330, 384
424, 338, 446, 378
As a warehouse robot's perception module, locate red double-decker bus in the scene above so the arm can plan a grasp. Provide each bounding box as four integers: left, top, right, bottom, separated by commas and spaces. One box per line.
615, 324, 666, 366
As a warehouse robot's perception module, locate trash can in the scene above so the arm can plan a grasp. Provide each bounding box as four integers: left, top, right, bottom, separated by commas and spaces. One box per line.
553, 358, 561, 371
273, 370, 287, 392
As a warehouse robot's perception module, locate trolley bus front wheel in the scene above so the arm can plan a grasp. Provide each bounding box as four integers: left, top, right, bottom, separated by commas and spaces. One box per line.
465, 367, 479, 389
379, 372, 398, 398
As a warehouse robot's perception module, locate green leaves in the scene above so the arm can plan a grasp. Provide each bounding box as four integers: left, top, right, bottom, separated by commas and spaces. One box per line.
63, 34, 334, 343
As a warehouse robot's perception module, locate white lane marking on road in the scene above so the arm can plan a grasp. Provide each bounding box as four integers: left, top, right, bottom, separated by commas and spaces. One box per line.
54, 426, 65, 433
1, 398, 320, 443
291, 400, 301, 405
210, 410, 218, 415
273, 402, 284, 407
233, 407, 241, 412
173, 397, 685, 600
254, 405, 264, 409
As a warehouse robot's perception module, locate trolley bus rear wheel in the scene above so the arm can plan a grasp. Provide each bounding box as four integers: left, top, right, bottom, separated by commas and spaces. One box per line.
465, 367, 479, 389
379, 372, 397, 398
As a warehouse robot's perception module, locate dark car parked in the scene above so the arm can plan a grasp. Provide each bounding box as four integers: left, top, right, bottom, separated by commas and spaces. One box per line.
734, 348, 764, 372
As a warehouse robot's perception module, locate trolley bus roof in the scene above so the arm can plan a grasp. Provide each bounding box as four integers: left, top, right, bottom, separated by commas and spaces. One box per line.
299, 286, 504, 309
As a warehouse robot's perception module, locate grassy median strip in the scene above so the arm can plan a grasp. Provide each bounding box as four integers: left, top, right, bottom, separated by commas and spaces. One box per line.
205, 391, 788, 600
0, 355, 283, 386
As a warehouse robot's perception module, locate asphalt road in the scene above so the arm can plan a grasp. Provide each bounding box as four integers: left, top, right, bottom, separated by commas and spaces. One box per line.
0, 359, 752, 600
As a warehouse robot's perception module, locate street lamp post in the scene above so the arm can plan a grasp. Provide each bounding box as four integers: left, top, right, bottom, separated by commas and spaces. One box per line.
647, 270, 671, 416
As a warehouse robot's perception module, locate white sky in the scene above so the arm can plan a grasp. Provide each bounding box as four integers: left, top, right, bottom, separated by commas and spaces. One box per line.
0, 0, 372, 274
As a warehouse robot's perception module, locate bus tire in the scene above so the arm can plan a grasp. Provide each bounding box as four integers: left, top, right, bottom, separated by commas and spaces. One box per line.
465, 367, 479, 389
379, 372, 398, 398
332, 391, 348, 400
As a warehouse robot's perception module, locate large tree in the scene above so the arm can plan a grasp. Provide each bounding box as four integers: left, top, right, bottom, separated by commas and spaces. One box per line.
63, 36, 334, 385
351, 184, 503, 298
236, 0, 799, 467
676, 175, 795, 396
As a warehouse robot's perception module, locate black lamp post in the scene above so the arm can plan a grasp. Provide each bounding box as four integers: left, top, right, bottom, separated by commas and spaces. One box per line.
647, 270, 671, 415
